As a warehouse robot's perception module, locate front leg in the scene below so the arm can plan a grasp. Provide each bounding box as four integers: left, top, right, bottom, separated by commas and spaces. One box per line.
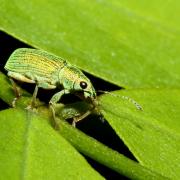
49, 89, 70, 127
28, 82, 56, 109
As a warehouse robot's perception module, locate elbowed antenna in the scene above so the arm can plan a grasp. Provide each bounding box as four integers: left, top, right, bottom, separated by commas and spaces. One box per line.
97, 90, 143, 111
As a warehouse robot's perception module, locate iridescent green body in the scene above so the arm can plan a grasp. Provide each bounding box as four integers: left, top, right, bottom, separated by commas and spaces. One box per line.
5, 48, 97, 126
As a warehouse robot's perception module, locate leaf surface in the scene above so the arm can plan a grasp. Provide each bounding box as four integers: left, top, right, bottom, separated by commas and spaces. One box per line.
100, 89, 180, 179
0, 0, 179, 88
0, 108, 103, 180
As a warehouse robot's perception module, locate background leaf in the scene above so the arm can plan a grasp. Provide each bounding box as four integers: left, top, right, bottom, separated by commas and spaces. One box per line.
0, 108, 104, 179
100, 89, 180, 179
0, 0, 179, 88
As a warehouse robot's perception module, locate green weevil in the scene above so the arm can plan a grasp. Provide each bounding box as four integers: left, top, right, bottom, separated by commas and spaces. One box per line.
4, 48, 98, 126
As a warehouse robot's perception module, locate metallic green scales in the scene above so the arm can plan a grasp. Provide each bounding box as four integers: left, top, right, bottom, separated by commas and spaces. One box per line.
5, 48, 66, 83
5, 48, 97, 126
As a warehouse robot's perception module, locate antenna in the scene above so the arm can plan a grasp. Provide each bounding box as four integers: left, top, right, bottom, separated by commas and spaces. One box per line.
97, 90, 143, 110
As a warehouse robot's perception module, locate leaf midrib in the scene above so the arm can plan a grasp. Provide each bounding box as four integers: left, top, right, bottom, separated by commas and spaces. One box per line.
21, 110, 32, 180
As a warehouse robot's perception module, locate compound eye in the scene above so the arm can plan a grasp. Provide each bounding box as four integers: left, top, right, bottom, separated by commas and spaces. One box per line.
80, 81, 87, 89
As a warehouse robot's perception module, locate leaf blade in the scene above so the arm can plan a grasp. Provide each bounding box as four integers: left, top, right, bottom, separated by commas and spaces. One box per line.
100, 89, 180, 179
0, 108, 104, 179
0, 0, 179, 88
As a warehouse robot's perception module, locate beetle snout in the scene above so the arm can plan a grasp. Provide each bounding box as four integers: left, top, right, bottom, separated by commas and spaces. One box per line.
84, 90, 97, 104
92, 91, 96, 99
84, 90, 96, 99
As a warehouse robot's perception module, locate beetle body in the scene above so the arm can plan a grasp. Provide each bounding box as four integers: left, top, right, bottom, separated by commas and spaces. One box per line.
5, 48, 97, 125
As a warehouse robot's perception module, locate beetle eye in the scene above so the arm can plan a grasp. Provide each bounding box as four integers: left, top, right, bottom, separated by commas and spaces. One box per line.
80, 81, 87, 89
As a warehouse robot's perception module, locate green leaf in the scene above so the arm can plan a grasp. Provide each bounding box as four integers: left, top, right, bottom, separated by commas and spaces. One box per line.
0, 0, 179, 88
100, 89, 180, 179
0, 108, 103, 179
113, 0, 180, 30
0, 72, 166, 180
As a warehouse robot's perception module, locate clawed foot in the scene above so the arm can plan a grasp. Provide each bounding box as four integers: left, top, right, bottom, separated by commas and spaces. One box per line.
25, 104, 38, 113
11, 89, 21, 107
11, 97, 19, 107
72, 116, 79, 127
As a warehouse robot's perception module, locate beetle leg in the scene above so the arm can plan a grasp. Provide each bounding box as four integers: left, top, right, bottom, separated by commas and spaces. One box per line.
72, 109, 92, 127
49, 89, 70, 105
49, 89, 70, 128
28, 82, 56, 109
7, 71, 34, 107
31, 85, 39, 107
25, 85, 39, 110
9, 78, 21, 97
8, 78, 21, 107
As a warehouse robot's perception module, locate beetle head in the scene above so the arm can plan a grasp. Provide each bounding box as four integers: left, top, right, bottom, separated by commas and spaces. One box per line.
73, 75, 97, 107
75, 78, 96, 98
60, 65, 97, 107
